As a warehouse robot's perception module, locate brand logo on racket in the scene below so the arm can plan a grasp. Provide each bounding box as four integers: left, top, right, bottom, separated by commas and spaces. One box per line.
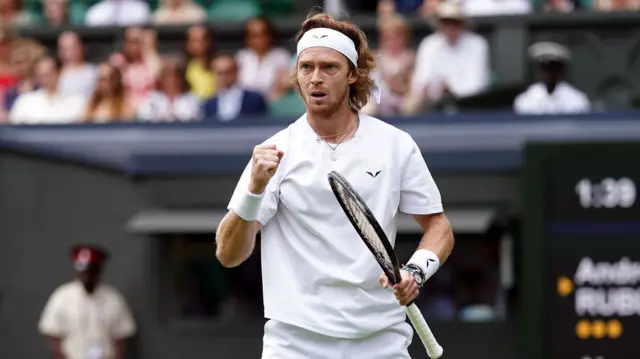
366, 171, 381, 178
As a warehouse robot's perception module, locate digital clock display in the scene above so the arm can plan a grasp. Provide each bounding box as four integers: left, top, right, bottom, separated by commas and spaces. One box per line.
574, 178, 636, 209
547, 155, 640, 229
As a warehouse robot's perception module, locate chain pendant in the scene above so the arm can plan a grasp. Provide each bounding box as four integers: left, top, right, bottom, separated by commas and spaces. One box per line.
329, 151, 338, 161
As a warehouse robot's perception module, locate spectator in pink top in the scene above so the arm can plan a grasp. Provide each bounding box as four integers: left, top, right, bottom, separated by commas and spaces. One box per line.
110, 26, 161, 107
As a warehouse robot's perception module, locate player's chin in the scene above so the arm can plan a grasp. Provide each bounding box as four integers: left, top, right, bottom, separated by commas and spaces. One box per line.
306, 102, 334, 114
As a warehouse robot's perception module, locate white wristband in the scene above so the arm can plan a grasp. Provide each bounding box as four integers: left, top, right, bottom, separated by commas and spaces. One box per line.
407, 249, 440, 281
233, 190, 264, 222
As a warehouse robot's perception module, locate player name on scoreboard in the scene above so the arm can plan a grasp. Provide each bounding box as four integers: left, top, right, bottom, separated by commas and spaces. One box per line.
550, 255, 640, 359
571, 257, 640, 317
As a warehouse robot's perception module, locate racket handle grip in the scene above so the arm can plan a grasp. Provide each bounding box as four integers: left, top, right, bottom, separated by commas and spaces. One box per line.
406, 303, 443, 359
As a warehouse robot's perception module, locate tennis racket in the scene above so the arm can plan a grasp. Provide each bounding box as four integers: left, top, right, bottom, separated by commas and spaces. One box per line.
327, 170, 444, 359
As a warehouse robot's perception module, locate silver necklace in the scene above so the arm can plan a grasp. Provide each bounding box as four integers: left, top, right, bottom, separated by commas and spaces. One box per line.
315, 116, 359, 161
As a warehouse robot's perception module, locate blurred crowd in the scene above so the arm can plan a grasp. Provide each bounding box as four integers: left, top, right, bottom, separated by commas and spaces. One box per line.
0, 0, 612, 124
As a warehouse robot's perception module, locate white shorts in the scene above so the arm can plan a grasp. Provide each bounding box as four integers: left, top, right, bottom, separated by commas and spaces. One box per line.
261, 319, 413, 359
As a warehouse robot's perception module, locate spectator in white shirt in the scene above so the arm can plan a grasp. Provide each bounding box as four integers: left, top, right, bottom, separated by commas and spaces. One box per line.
10, 56, 86, 124
85, 0, 150, 27
57, 31, 97, 98
236, 16, 291, 96
138, 56, 202, 122
463, 0, 532, 17
404, 1, 490, 114
514, 42, 590, 115
39, 244, 136, 359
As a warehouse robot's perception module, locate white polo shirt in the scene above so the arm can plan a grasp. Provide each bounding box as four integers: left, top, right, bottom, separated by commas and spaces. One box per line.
38, 281, 136, 359
228, 114, 443, 338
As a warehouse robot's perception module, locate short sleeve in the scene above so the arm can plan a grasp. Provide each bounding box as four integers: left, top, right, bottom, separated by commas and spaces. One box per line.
399, 136, 443, 215
38, 288, 68, 337
110, 291, 136, 340
227, 159, 280, 226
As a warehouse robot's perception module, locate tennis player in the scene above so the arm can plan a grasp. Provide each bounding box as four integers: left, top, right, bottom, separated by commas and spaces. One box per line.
216, 12, 455, 359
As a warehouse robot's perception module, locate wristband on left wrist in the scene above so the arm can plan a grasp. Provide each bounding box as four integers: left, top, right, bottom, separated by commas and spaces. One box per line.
407, 249, 440, 282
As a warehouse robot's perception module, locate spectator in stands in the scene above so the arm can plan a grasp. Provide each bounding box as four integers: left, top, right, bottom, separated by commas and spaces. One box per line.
38, 244, 136, 359
377, 0, 439, 17
0, 0, 36, 26
10, 56, 86, 124
202, 53, 267, 121
110, 26, 161, 107
514, 42, 590, 115
403, 2, 490, 115
3, 38, 45, 113
184, 24, 216, 100
83, 63, 135, 122
592, 0, 636, 11
236, 16, 291, 96
540, 0, 578, 11
138, 56, 202, 122
267, 64, 305, 117
463, 0, 531, 16
85, 0, 150, 27
371, 14, 415, 116
0, 23, 18, 93
152, 0, 206, 25
58, 31, 97, 98
42, 0, 69, 27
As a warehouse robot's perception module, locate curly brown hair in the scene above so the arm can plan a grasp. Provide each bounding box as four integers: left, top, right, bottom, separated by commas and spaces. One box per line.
293, 12, 376, 111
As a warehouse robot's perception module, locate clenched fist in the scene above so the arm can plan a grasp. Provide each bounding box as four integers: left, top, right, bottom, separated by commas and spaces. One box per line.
249, 144, 284, 195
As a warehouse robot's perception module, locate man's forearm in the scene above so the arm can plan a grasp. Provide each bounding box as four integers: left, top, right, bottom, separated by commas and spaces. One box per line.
417, 214, 454, 264
404, 213, 454, 283
215, 211, 259, 268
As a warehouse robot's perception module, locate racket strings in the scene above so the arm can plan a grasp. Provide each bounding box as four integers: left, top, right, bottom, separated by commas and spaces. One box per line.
335, 186, 394, 271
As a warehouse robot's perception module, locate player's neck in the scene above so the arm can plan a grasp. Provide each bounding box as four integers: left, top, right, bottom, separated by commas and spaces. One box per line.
307, 104, 357, 144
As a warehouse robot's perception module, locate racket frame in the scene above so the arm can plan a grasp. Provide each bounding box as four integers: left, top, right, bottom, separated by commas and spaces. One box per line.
327, 170, 444, 359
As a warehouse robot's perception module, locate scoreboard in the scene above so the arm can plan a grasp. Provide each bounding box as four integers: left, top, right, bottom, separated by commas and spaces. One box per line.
522, 142, 640, 359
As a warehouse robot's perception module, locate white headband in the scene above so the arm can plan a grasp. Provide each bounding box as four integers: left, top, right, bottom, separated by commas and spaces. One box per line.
296, 28, 381, 105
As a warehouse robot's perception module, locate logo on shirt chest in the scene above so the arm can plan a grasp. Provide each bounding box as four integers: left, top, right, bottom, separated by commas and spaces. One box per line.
366, 170, 382, 178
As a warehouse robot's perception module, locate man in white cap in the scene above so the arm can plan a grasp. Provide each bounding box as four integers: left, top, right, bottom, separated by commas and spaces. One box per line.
514, 41, 590, 114
38, 244, 136, 359
404, 1, 490, 114
216, 11, 455, 359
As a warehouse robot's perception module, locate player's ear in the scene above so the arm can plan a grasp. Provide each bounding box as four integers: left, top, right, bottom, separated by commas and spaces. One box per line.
347, 68, 357, 85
